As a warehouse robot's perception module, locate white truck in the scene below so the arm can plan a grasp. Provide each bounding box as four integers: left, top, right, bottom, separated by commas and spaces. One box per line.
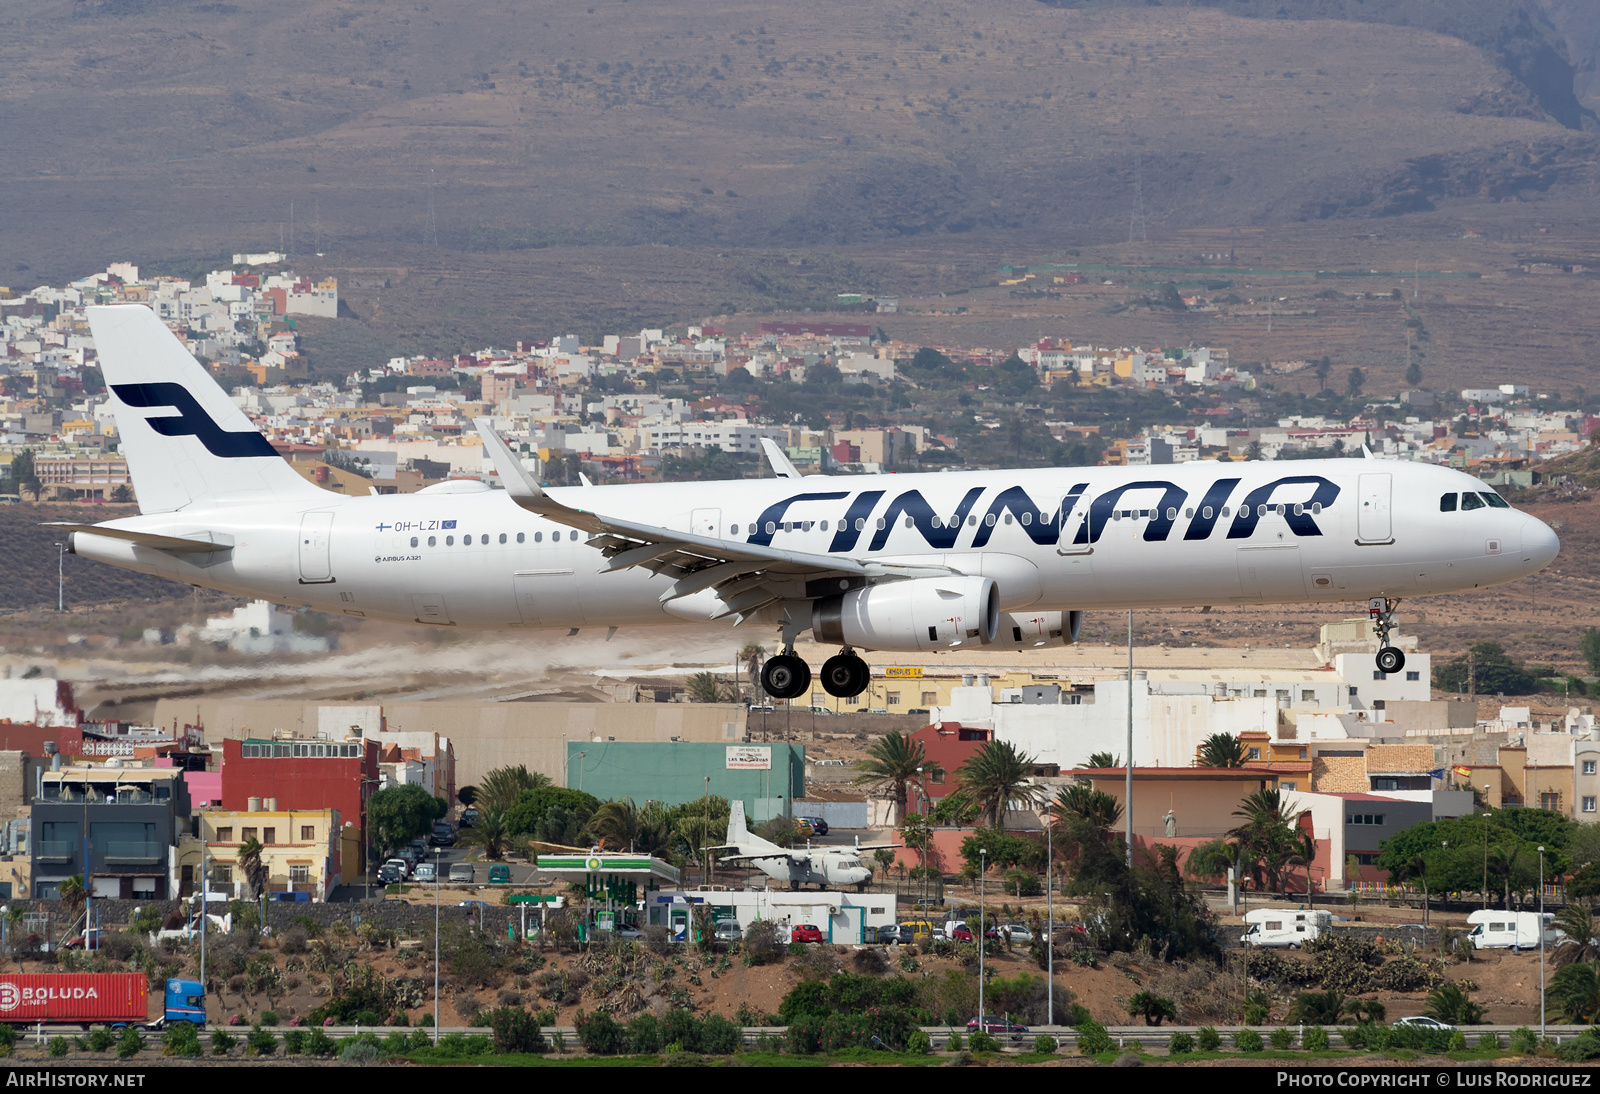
1465, 910, 1560, 950
1241, 908, 1331, 948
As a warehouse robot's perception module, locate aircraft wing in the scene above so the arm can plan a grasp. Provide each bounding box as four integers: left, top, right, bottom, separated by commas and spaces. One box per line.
715, 851, 808, 865
475, 419, 950, 620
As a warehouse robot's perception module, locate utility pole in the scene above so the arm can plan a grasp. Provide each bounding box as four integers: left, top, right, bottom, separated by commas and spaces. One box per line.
1126, 609, 1134, 866
54, 542, 63, 612
1046, 813, 1053, 1026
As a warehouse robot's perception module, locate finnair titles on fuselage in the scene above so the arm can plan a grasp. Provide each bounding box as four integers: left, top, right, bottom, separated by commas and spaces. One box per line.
65, 306, 1559, 701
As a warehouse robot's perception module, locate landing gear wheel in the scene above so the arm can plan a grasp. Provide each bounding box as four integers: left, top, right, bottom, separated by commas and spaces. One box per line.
1367, 596, 1406, 675
1376, 646, 1406, 675
820, 652, 871, 698
761, 654, 812, 700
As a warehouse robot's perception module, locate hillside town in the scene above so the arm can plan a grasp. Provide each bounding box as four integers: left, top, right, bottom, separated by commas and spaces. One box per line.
0, 260, 1594, 502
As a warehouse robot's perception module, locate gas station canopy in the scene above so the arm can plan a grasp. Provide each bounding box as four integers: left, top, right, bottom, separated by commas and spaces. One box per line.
535, 853, 679, 885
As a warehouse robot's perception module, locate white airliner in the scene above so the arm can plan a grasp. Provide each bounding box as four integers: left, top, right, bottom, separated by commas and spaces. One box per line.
713, 801, 892, 890
63, 305, 1559, 701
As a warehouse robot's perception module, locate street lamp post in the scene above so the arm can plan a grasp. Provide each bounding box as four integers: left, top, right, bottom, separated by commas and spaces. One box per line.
1482, 787, 1491, 910
1046, 809, 1053, 1027
433, 846, 443, 1044
978, 848, 987, 1028
54, 542, 64, 612
1539, 845, 1547, 1041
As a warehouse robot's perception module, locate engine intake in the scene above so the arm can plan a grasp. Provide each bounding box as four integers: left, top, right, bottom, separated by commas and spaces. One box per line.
812, 576, 999, 653
991, 610, 1083, 650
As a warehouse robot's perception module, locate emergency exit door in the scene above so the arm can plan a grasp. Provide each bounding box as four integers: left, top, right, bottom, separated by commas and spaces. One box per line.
298, 511, 335, 583
1357, 474, 1392, 543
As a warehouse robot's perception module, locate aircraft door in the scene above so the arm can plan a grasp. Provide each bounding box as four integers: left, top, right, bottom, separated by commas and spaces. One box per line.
298, 511, 335, 584
1235, 545, 1306, 603
1057, 497, 1093, 558
1357, 473, 1392, 543
691, 508, 722, 538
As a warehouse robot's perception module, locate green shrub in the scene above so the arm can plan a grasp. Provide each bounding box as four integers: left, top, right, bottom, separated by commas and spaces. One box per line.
1342, 1024, 1369, 1049
1197, 1025, 1222, 1051
1478, 1032, 1503, 1050
85, 1027, 116, 1053
1074, 1018, 1115, 1055
786, 1016, 824, 1055
47, 1036, 68, 1058
1304, 1026, 1330, 1052
969, 1029, 999, 1053
1269, 1026, 1294, 1050
1168, 1031, 1194, 1054
302, 1026, 338, 1057
626, 1014, 664, 1055
664, 1008, 702, 1052
575, 1010, 626, 1055
426, 1033, 493, 1058
116, 1027, 143, 1059
486, 1007, 546, 1054
210, 1029, 237, 1056
550, 1030, 566, 1054
907, 1030, 931, 1055
699, 1014, 741, 1055
1509, 1026, 1538, 1055
162, 1021, 200, 1058
1033, 1033, 1057, 1055
259, 1010, 279, 1026
1233, 1028, 1264, 1053
1448, 1030, 1467, 1052
283, 1029, 305, 1055
340, 1039, 379, 1064
246, 1026, 277, 1057
1556, 1032, 1600, 1062
788, 941, 807, 956
945, 1031, 964, 1052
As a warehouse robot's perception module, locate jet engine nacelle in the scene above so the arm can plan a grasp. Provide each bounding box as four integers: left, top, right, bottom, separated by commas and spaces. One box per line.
812, 575, 999, 652
991, 610, 1083, 650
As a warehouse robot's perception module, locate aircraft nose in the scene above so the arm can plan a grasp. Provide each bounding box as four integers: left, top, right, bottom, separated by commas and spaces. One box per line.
1520, 515, 1559, 571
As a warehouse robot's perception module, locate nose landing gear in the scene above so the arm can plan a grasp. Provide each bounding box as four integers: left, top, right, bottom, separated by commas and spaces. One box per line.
1369, 597, 1406, 674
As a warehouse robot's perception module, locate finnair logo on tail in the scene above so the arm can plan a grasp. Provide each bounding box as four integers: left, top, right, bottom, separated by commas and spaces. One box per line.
112, 383, 278, 459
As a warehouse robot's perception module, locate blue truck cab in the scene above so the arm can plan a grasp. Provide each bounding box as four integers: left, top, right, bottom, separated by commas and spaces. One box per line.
164, 979, 206, 1027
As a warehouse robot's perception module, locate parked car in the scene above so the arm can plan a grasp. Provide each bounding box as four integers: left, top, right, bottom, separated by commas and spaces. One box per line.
459, 807, 480, 828
62, 928, 106, 950
448, 862, 476, 884
487, 864, 511, 884
797, 816, 829, 836
897, 921, 934, 946
874, 923, 901, 945
377, 862, 405, 885
714, 920, 744, 943
949, 926, 975, 942
998, 924, 1033, 944
968, 1015, 1029, 1039
412, 863, 437, 883
429, 823, 456, 847
615, 924, 641, 941
383, 858, 411, 880
792, 819, 814, 838
790, 924, 824, 943
1393, 1016, 1454, 1032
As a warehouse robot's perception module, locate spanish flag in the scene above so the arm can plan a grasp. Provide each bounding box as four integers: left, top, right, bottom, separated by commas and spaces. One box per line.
1452, 766, 1473, 779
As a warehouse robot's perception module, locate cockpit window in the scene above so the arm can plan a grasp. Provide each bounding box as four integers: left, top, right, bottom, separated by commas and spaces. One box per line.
1439, 493, 1457, 512
1460, 492, 1485, 511
1480, 491, 1510, 509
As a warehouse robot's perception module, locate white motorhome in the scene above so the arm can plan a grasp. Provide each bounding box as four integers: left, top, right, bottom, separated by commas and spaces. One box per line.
1466, 910, 1559, 950
1241, 908, 1331, 948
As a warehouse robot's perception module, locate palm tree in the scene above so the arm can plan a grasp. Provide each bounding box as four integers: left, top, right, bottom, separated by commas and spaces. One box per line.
853, 731, 938, 822
1051, 783, 1122, 828
1228, 789, 1307, 894
1184, 838, 1239, 883
1079, 752, 1119, 769
589, 797, 670, 853
1554, 905, 1600, 967
1392, 854, 1431, 925
1425, 983, 1483, 1025
1286, 991, 1345, 1025
958, 739, 1044, 830
57, 875, 87, 926
1342, 998, 1386, 1024
456, 804, 512, 860
1286, 831, 1318, 898
237, 838, 268, 899
1549, 962, 1600, 1023
741, 643, 767, 703
1197, 733, 1247, 768
1486, 845, 1526, 910
478, 765, 549, 813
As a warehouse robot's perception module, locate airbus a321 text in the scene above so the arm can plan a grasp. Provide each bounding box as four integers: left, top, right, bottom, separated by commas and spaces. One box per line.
62, 305, 1560, 700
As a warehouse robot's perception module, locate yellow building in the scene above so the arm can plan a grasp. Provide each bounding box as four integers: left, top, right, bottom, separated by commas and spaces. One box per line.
182, 807, 356, 902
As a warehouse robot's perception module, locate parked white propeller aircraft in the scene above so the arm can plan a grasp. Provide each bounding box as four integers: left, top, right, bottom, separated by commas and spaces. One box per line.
712, 801, 894, 890
63, 305, 1559, 701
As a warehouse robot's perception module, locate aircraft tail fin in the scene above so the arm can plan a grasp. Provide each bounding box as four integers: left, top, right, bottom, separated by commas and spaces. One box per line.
728, 799, 751, 843
86, 305, 320, 514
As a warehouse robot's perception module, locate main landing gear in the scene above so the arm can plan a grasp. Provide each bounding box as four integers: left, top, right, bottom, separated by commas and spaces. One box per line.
759, 646, 871, 701
1369, 596, 1406, 675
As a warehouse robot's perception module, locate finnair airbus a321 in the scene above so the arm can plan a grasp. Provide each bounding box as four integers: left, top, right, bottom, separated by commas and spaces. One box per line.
62, 305, 1559, 700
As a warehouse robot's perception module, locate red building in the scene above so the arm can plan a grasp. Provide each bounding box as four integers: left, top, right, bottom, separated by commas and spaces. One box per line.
220, 737, 379, 863
907, 722, 993, 804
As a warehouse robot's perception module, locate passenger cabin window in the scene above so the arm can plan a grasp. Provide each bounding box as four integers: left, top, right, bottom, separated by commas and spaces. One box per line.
1461, 493, 1485, 511
1440, 493, 1457, 512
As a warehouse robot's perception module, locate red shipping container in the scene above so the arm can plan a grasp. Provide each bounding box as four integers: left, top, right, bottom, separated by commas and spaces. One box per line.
0, 974, 147, 1025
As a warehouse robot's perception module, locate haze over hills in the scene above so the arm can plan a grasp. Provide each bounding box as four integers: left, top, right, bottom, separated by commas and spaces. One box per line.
4, 0, 1598, 278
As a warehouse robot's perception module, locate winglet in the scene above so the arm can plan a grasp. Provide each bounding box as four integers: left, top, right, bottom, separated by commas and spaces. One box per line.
473, 418, 604, 532
759, 438, 802, 479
